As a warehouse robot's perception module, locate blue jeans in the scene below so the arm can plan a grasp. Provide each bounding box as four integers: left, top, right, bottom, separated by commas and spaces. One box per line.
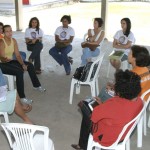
49, 45, 72, 73
81, 47, 100, 66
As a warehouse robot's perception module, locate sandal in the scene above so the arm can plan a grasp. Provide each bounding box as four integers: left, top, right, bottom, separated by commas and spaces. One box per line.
22, 104, 32, 113
35, 70, 42, 74
68, 56, 73, 65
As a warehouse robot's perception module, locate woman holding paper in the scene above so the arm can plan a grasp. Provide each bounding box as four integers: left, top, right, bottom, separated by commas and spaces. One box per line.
110, 18, 135, 70
81, 18, 105, 66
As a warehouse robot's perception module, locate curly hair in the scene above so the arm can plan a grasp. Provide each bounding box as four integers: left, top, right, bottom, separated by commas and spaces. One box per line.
28, 17, 40, 33
121, 18, 131, 37
60, 15, 71, 24
131, 45, 150, 67
94, 18, 103, 27
114, 70, 141, 100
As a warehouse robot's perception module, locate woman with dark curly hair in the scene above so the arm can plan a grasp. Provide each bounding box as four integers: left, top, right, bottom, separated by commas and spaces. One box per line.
49, 15, 75, 75
71, 70, 143, 150
25, 17, 44, 74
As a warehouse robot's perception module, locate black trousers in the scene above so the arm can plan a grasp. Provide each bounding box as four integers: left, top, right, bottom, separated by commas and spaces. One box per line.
78, 103, 92, 150
27, 41, 43, 70
0, 60, 41, 98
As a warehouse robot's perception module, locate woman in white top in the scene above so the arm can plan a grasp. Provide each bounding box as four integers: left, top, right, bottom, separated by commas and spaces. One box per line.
49, 15, 75, 75
110, 18, 135, 70
25, 17, 44, 74
81, 18, 105, 66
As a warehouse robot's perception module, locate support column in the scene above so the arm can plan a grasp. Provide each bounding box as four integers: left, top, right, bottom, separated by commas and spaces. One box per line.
14, 0, 23, 31
101, 0, 108, 38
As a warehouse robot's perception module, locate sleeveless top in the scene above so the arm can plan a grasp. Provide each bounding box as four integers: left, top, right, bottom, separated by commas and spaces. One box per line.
91, 29, 103, 42
2, 38, 14, 59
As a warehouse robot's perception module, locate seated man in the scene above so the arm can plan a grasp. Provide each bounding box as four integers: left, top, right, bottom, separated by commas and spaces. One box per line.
71, 70, 143, 150
97, 45, 150, 103
0, 69, 33, 124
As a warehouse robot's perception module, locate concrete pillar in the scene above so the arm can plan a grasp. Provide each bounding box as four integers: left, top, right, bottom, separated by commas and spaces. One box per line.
14, 0, 23, 31
101, 0, 108, 38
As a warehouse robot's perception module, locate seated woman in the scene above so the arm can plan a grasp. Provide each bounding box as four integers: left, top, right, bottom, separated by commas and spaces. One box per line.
25, 17, 44, 74
71, 70, 143, 150
49, 15, 75, 75
0, 69, 33, 124
110, 18, 135, 70
81, 18, 105, 66
0, 25, 45, 105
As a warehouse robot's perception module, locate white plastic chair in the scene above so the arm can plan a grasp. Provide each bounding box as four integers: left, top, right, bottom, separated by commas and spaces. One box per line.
69, 53, 104, 104
26, 48, 45, 70
1, 123, 55, 150
137, 89, 150, 148
0, 112, 9, 123
3, 74, 15, 90
87, 101, 147, 150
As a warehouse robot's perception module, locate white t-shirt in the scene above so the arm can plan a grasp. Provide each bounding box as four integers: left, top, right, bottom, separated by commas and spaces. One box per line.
113, 30, 135, 55
55, 26, 75, 41
25, 28, 44, 39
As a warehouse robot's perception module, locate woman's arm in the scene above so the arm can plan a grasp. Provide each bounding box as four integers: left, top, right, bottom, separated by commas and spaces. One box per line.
55, 35, 74, 44
113, 39, 132, 49
87, 30, 105, 46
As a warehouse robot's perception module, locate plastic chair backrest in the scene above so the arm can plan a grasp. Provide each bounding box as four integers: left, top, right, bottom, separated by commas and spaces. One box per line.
1, 123, 50, 150
84, 53, 104, 83
88, 98, 148, 149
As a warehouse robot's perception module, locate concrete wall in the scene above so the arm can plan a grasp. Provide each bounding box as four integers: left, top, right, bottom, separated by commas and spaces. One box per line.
0, 0, 13, 3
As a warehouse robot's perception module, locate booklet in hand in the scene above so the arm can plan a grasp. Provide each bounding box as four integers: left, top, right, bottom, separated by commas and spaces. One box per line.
109, 50, 124, 61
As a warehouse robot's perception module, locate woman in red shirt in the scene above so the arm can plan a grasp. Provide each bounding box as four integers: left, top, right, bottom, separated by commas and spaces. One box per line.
72, 70, 143, 150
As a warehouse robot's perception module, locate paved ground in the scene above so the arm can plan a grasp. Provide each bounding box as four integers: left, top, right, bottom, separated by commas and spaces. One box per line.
0, 2, 150, 150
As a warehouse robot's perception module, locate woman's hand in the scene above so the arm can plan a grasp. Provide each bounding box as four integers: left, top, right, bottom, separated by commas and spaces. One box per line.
1, 57, 12, 62
22, 64, 28, 71
94, 97, 102, 104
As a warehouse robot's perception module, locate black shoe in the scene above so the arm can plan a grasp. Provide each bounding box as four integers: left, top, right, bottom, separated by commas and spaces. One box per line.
71, 144, 83, 150
68, 56, 73, 65
66, 71, 71, 75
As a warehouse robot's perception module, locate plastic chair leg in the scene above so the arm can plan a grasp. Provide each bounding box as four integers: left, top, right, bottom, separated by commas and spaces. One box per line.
143, 110, 147, 136
95, 78, 99, 96
40, 50, 44, 70
91, 83, 96, 97
148, 114, 150, 128
69, 80, 75, 104
137, 117, 143, 147
4, 112, 9, 123
126, 138, 130, 150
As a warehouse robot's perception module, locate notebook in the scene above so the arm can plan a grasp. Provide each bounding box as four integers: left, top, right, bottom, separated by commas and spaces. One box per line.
109, 50, 124, 61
